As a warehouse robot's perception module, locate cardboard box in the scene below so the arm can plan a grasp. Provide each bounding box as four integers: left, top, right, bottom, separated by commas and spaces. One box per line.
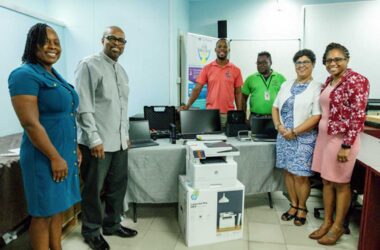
178, 176, 244, 247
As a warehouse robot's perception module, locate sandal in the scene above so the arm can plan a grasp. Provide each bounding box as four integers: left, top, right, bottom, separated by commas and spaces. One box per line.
294, 207, 308, 226
281, 204, 298, 221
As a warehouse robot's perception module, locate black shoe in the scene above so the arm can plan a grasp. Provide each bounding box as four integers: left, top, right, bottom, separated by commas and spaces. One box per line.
103, 226, 138, 238
294, 207, 308, 226
84, 235, 110, 250
281, 204, 298, 221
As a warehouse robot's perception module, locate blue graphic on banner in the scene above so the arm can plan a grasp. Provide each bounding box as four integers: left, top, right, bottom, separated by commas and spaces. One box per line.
188, 82, 207, 109
184, 33, 217, 109
188, 67, 202, 83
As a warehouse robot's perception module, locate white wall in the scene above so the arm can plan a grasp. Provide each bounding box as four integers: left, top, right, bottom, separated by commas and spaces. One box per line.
45, 0, 171, 117
0, 0, 65, 136
0, 0, 189, 136
304, 1, 380, 97
189, 0, 370, 63
189, 0, 368, 39
170, 0, 190, 105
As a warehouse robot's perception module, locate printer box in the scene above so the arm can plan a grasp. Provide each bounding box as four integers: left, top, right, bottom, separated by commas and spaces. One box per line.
178, 176, 244, 247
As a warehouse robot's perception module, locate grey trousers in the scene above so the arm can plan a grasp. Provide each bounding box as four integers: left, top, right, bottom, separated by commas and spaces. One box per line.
79, 145, 128, 238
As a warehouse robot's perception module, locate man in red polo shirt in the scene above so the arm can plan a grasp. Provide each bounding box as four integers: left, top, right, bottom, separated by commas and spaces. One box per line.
181, 38, 243, 127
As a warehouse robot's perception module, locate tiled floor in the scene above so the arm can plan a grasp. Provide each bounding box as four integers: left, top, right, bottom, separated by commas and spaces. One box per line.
59, 190, 359, 250
3, 190, 359, 250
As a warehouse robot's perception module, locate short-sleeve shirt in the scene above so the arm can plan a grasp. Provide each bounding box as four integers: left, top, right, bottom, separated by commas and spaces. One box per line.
241, 71, 286, 115
196, 60, 243, 114
8, 63, 81, 217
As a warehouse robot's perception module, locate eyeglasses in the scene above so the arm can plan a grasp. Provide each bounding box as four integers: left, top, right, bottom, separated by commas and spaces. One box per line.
295, 60, 312, 67
325, 57, 346, 65
105, 35, 127, 45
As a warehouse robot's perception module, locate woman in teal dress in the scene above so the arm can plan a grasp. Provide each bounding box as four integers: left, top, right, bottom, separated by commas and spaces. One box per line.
8, 23, 81, 249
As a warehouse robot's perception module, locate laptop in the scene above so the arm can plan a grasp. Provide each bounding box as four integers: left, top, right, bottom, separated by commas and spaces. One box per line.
129, 120, 159, 148
250, 116, 277, 142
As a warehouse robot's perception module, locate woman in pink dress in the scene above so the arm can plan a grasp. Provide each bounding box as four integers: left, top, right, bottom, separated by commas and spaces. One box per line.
310, 43, 370, 245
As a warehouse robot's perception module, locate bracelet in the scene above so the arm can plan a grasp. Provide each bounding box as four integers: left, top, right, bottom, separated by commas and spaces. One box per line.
275, 123, 282, 130
341, 144, 351, 149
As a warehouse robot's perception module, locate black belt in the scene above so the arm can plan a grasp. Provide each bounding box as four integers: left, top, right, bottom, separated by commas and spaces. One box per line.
251, 112, 272, 117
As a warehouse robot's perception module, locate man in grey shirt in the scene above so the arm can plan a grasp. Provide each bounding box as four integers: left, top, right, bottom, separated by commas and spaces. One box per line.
75, 26, 137, 250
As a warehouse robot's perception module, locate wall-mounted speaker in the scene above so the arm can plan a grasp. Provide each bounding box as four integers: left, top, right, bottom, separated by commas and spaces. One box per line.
218, 20, 227, 38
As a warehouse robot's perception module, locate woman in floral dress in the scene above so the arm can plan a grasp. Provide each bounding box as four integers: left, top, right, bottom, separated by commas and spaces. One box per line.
309, 43, 369, 245
272, 49, 322, 226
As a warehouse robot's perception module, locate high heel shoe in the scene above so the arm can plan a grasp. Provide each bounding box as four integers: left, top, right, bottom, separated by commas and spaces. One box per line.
317, 225, 345, 245
309, 223, 332, 239
294, 207, 308, 226
281, 204, 298, 221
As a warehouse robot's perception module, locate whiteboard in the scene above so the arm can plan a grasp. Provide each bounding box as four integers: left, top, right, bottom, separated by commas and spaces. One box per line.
0, 6, 66, 136
230, 39, 301, 82
304, 1, 380, 98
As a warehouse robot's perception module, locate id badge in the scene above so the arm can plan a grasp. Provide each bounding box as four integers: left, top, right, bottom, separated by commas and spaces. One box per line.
264, 91, 270, 101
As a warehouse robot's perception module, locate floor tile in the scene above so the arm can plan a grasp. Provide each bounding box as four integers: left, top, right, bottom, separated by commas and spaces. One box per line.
174, 237, 212, 250
138, 230, 179, 250
149, 215, 180, 233
243, 211, 249, 240
58, 197, 361, 250
286, 245, 326, 250
281, 224, 322, 247
175, 238, 247, 250
209, 239, 248, 250
62, 224, 89, 250
248, 222, 285, 244
248, 242, 286, 250
103, 229, 147, 248
122, 215, 155, 232
246, 207, 280, 224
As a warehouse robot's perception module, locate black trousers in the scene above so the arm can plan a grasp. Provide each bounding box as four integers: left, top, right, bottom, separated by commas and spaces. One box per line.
79, 145, 128, 238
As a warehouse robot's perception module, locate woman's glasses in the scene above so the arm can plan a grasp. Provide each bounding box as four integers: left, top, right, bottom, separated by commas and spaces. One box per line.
325, 57, 347, 65
294, 60, 312, 67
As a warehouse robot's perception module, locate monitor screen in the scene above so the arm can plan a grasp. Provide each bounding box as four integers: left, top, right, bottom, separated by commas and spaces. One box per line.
180, 109, 221, 137
129, 120, 151, 141
250, 116, 276, 137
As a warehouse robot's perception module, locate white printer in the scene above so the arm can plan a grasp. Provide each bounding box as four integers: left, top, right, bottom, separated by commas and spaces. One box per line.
186, 141, 239, 188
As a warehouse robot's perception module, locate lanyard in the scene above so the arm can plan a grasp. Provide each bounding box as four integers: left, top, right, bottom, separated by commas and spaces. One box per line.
259, 74, 273, 90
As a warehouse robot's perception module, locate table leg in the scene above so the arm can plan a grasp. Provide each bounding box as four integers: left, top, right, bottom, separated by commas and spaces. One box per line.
267, 192, 273, 209
133, 203, 137, 223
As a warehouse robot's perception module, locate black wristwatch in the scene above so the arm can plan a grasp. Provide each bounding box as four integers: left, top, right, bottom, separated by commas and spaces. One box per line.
341, 144, 351, 149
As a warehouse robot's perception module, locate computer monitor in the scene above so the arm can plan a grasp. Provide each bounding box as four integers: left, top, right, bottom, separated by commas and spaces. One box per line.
250, 116, 277, 139
180, 109, 221, 138
129, 120, 152, 141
